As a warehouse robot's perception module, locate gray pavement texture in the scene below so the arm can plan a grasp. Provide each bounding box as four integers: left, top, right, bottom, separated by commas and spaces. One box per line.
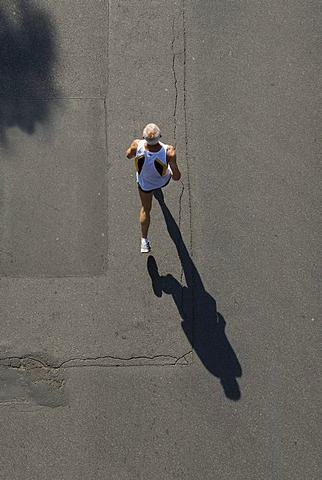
0, 1, 320, 479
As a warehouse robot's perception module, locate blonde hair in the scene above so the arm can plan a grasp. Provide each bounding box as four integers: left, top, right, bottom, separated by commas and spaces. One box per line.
143, 123, 161, 145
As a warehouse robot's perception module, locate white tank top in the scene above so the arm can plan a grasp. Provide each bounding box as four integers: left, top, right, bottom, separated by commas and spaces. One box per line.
135, 140, 171, 191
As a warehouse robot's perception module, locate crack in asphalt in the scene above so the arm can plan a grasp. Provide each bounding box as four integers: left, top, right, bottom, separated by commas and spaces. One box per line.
178, 180, 185, 286
0, 351, 193, 371
59, 351, 193, 368
182, 0, 193, 260
171, 17, 178, 144
0, 350, 192, 408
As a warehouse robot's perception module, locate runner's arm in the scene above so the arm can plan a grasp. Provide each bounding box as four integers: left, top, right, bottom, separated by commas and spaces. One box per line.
126, 139, 140, 159
167, 145, 181, 181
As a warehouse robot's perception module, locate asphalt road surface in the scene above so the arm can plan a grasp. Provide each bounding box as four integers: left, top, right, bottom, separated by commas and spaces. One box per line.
0, 1, 320, 479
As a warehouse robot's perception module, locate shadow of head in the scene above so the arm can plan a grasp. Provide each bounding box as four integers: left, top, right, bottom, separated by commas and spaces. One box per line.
0, 0, 59, 144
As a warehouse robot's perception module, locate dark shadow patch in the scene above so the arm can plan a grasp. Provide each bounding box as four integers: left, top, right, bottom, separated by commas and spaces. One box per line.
148, 188, 242, 400
0, 0, 59, 145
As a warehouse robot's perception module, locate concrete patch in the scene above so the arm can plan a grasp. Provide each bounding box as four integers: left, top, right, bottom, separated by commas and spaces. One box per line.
0, 99, 108, 277
0, 354, 66, 407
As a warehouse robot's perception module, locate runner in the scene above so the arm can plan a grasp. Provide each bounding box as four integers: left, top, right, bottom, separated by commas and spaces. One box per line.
126, 123, 181, 252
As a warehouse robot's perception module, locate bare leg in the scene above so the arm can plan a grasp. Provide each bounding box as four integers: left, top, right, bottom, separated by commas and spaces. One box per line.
138, 187, 153, 238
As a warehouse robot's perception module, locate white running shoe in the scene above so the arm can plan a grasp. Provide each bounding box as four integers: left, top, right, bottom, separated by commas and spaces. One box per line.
141, 240, 151, 253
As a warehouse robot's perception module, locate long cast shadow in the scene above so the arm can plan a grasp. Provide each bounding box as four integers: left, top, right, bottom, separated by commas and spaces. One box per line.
0, 0, 59, 145
147, 188, 242, 400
